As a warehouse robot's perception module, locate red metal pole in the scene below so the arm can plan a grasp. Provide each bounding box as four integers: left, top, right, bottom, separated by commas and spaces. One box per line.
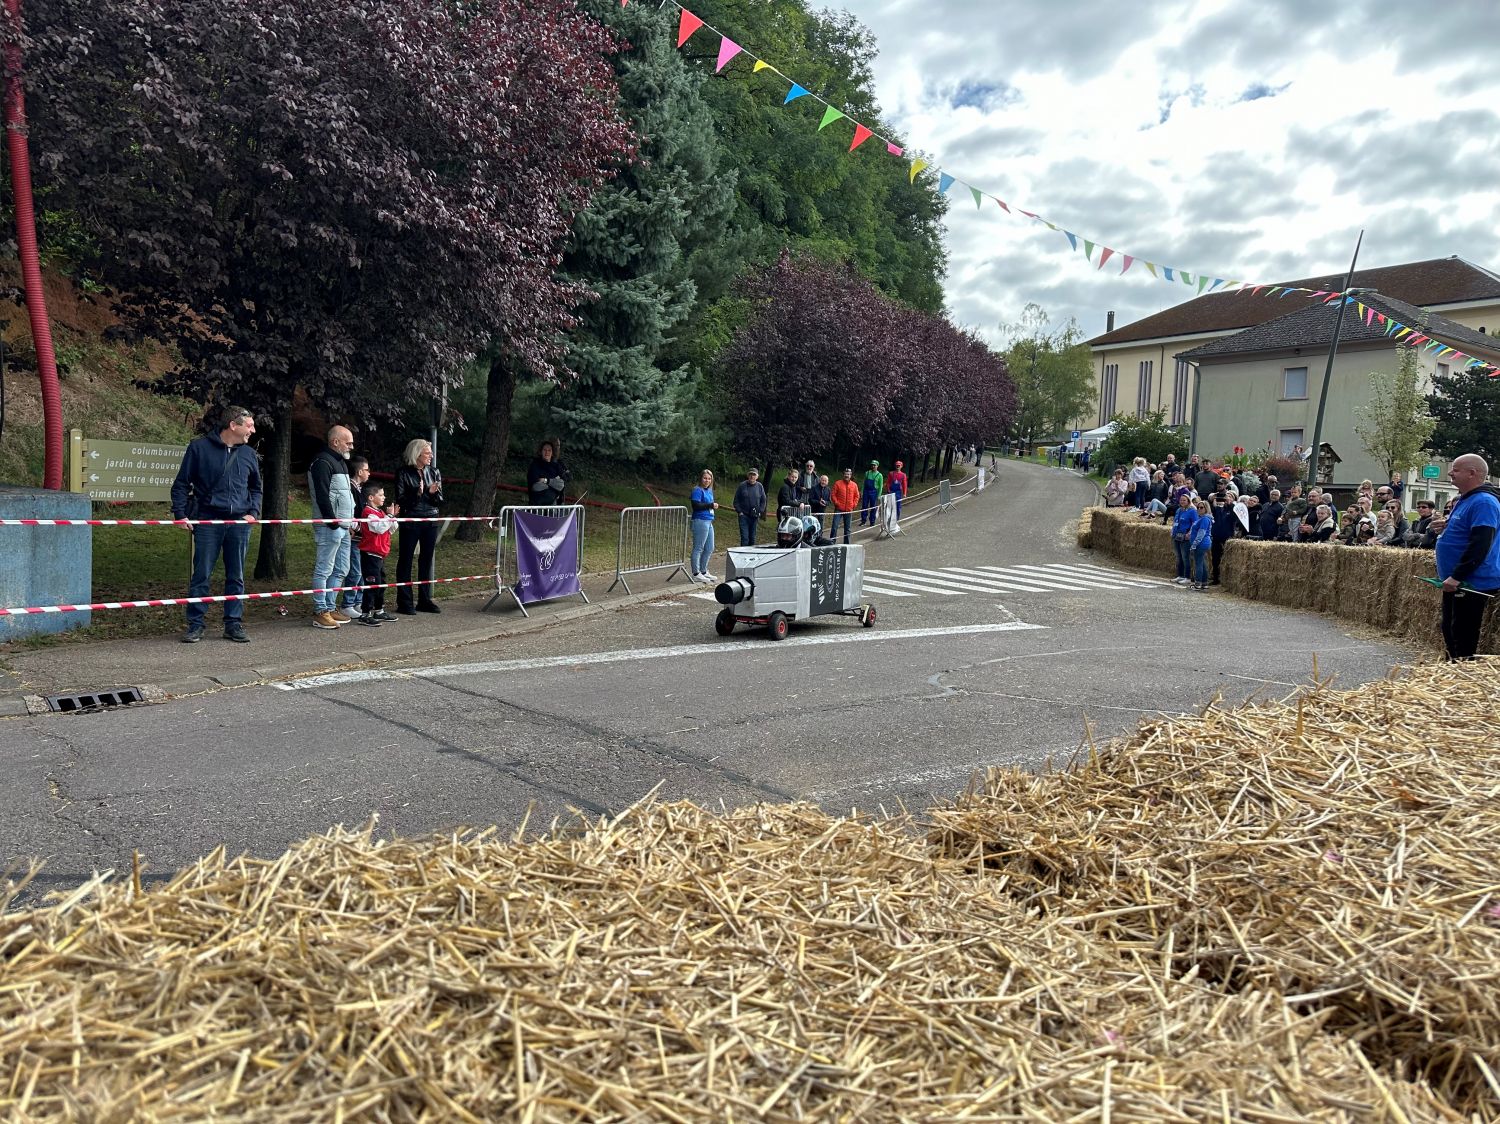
3, 0, 63, 489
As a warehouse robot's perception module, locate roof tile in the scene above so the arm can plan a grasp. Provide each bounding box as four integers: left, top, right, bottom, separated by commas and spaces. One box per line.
1089, 257, 1500, 346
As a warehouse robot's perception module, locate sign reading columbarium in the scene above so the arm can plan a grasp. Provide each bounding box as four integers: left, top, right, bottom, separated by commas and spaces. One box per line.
68, 429, 186, 503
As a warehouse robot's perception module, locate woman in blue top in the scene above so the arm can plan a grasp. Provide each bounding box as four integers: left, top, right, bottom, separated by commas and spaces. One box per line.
1170, 492, 1197, 585
1190, 499, 1214, 590
689, 469, 719, 582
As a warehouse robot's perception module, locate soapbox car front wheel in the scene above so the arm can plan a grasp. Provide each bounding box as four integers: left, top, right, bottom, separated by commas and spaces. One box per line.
861, 603, 877, 628
714, 607, 736, 636
767, 611, 790, 641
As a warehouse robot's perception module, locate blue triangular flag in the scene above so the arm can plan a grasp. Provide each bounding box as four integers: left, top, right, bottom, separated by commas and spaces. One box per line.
1162, 266, 1175, 282
937, 172, 955, 194
784, 84, 809, 104
1064, 231, 1078, 251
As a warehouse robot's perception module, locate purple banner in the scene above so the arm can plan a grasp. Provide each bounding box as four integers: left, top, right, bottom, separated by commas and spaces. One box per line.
512, 510, 582, 605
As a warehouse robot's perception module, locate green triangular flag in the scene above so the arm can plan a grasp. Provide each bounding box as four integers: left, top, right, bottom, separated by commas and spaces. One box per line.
817, 105, 845, 131
970, 186, 983, 209
1082, 239, 1095, 261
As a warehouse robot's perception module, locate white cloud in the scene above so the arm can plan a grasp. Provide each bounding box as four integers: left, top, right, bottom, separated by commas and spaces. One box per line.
818, 0, 1500, 344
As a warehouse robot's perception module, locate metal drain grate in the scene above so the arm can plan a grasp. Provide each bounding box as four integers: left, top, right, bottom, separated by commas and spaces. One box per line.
44, 687, 145, 714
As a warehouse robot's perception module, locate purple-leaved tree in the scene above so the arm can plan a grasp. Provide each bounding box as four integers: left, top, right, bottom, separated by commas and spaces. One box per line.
11, 0, 634, 573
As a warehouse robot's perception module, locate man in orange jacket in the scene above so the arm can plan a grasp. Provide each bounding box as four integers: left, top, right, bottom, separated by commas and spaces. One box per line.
830, 467, 860, 545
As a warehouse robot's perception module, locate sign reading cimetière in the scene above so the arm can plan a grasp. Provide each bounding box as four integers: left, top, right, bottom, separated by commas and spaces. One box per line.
68, 429, 186, 503
1420, 464, 1442, 480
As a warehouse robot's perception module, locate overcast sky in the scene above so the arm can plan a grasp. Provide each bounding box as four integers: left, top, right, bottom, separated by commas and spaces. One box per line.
816, 0, 1500, 347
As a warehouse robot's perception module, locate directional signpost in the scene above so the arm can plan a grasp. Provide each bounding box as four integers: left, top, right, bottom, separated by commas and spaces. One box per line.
68, 429, 186, 503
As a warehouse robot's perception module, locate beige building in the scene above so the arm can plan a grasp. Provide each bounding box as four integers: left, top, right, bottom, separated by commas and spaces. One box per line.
1178, 292, 1500, 491
1080, 257, 1500, 437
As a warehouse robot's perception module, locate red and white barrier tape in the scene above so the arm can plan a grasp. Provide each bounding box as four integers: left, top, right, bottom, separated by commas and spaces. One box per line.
1, 573, 496, 615
0, 515, 498, 526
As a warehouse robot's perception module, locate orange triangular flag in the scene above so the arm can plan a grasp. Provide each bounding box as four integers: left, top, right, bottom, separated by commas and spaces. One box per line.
677, 9, 703, 47
849, 124, 873, 152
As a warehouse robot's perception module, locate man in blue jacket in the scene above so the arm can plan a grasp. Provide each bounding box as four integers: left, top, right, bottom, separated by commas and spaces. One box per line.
1435, 453, 1500, 660
170, 405, 262, 643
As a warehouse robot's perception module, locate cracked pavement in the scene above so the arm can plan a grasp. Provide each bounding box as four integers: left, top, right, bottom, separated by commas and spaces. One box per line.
1, 458, 1420, 901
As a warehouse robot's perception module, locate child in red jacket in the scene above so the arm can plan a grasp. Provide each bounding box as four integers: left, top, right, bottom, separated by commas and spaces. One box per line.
356, 484, 399, 624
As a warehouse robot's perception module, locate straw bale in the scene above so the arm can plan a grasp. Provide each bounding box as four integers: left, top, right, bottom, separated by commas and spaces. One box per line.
0, 795, 1463, 1122
1076, 509, 1094, 549
932, 659, 1500, 1117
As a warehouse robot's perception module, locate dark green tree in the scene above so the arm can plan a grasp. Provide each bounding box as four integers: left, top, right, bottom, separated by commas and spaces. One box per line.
546, 0, 738, 461
1426, 363, 1500, 463
685, 0, 949, 311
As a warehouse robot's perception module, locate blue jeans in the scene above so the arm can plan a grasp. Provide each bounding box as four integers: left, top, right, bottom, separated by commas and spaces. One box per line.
1193, 545, 1210, 585
831, 512, 852, 543
1173, 537, 1192, 580
738, 513, 758, 547
312, 525, 351, 612
186, 520, 251, 627
892, 491, 903, 518
691, 519, 714, 575
341, 546, 362, 609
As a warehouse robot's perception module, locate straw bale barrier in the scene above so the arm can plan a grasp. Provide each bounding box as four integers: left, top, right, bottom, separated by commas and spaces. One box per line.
1084, 507, 1497, 653
1, 789, 1470, 1120
932, 659, 1500, 1118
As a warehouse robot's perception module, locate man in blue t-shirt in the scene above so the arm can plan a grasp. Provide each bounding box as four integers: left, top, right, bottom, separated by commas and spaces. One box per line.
1434, 453, 1500, 660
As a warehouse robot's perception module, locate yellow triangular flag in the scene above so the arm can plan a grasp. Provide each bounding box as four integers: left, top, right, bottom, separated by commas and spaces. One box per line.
753, 60, 771, 72
909, 158, 928, 184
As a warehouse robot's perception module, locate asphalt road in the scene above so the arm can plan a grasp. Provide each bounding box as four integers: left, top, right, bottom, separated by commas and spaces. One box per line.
1, 458, 1419, 897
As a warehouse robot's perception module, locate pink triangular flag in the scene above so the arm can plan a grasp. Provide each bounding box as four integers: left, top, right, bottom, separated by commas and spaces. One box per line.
849, 124, 873, 152
996, 199, 1010, 212
886, 143, 903, 156
677, 9, 704, 47
1097, 247, 1115, 270
715, 38, 742, 72
1120, 255, 1134, 274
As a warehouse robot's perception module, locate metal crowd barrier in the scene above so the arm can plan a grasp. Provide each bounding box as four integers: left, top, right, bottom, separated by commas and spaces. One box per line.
608, 505, 690, 593
938, 478, 953, 510
486, 503, 588, 617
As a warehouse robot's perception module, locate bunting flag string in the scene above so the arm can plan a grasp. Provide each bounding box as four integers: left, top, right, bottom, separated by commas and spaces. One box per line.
656, 1, 1495, 371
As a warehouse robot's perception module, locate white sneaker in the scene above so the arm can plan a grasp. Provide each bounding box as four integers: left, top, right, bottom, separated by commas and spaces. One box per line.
701, 572, 718, 583
1174, 577, 1188, 585
338, 606, 361, 620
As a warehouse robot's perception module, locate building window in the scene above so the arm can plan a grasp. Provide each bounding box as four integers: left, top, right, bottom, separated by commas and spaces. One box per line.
1278, 429, 1304, 456
1136, 360, 1153, 416
1282, 366, 1308, 400
1099, 363, 1118, 427
1172, 360, 1189, 426
1437, 362, 1450, 380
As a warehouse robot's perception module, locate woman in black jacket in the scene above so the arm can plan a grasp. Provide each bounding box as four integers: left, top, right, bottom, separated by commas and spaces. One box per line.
395, 438, 444, 613
526, 440, 570, 506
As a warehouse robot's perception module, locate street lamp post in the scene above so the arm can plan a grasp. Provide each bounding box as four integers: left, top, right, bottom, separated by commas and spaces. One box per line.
1306, 231, 1365, 488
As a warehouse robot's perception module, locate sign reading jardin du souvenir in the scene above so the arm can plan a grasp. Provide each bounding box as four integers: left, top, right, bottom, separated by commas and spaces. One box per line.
68, 429, 186, 503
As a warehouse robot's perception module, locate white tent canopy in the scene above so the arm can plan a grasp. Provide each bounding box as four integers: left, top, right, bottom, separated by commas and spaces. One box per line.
1077, 423, 1116, 443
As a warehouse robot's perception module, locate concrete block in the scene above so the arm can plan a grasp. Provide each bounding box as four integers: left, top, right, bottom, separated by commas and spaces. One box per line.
0, 487, 93, 641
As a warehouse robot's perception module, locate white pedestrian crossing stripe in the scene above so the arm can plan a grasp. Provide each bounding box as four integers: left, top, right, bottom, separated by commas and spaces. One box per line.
686, 562, 1167, 601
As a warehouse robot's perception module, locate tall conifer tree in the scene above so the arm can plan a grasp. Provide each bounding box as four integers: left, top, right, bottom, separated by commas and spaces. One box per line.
546, 1, 738, 460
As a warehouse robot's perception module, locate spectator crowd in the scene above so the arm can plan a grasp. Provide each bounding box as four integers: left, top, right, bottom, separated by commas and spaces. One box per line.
1106, 449, 1499, 662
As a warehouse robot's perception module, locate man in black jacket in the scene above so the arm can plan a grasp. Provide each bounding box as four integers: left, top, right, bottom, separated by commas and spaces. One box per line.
733, 468, 767, 546
170, 405, 262, 643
